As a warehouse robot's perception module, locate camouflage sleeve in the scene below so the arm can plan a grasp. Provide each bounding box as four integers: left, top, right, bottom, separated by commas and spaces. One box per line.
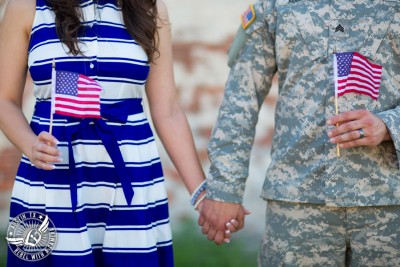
206, 1, 277, 203
377, 107, 400, 168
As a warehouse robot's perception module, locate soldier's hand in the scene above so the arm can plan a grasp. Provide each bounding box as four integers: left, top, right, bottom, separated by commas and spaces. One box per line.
327, 109, 391, 148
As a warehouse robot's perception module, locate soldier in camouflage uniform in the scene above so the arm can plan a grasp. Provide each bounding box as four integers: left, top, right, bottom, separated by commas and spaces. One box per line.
198, 0, 400, 266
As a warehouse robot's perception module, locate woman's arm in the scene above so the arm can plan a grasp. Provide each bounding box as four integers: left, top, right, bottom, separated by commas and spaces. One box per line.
0, 0, 59, 170
145, 0, 206, 201
145, 0, 241, 243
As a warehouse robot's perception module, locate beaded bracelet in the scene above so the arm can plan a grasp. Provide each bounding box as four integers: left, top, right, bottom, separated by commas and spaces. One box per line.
190, 180, 206, 206
194, 194, 206, 210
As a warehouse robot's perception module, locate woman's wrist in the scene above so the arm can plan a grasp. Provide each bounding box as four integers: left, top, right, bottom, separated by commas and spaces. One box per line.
193, 192, 206, 210
190, 180, 206, 206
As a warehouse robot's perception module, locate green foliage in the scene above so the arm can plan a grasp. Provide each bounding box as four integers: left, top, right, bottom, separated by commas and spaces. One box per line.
0, 233, 6, 267
0, 223, 259, 267
173, 220, 258, 267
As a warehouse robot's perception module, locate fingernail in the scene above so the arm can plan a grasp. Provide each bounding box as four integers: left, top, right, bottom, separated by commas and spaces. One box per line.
327, 120, 332, 125
327, 131, 332, 137
329, 138, 335, 143
226, 222, 231, 227
57, 158, 63, 162
224, 239, 231, 244
51, 165, 56, 170
225, 230, 230, 234
230, 219, 236, 223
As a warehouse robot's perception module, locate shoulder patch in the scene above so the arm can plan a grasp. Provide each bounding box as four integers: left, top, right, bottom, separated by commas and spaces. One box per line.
241, 4, 256, 29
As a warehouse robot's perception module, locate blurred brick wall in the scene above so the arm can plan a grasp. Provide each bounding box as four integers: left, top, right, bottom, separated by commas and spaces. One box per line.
0, 0, 278, 242
164, 1, 277, 239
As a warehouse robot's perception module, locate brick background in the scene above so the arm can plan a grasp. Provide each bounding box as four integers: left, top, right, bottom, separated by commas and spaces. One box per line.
0, 0, 277, 244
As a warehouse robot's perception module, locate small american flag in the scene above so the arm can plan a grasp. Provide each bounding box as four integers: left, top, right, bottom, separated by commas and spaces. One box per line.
241, 4, 255, 29
51, 70, 102, 118
334, 52, 382, 100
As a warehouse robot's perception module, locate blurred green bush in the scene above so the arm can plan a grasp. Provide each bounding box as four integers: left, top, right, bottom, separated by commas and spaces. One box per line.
0, 233, 6, 267
0, 220, 258, 267
173, 220, 258, 267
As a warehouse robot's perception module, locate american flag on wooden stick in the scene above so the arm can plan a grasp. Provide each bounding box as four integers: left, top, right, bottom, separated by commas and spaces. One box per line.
51, 70, 102, 118
334, 52, 382, 100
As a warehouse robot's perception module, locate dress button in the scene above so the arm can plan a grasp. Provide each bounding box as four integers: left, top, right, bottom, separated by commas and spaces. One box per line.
90, 63, 95, 69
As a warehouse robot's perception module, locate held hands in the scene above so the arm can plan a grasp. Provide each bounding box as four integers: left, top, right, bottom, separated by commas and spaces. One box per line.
29, 131, 61, 170
195, 198, 241, 243
198, 198, 250, 245
327, 109, 391, 148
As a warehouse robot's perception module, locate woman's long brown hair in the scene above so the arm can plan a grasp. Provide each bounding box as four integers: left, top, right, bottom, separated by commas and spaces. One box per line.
46, 0, 159, 62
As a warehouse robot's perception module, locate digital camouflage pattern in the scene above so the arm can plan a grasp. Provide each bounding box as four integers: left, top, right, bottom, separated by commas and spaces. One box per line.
259, 200, 400, 266
206, 0, 400, 206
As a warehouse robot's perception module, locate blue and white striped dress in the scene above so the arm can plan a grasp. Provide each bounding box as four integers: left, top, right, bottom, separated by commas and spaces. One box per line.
7, 0, 174, 266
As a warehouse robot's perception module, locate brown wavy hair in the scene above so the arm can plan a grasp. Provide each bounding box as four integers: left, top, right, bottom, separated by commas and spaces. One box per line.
46, 0, 159, 62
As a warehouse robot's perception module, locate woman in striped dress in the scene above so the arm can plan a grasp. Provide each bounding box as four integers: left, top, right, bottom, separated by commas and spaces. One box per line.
0, 0, 224, 266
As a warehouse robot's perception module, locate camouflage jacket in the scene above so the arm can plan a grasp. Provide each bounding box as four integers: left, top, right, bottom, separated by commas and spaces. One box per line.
206, 0, 400, 206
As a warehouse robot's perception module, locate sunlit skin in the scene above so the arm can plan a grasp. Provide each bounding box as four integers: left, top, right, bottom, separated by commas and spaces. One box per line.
327, 109, 391, 148
0, 0, 236, 245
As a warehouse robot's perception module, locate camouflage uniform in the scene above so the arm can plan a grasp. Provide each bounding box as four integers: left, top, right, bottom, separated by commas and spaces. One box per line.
206, 0, 400, 265
259, 200, 400, 266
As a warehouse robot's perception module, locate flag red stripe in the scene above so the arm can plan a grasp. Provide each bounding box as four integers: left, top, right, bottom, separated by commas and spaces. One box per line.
350, 65, 382, 81
337, 89, 378, 100
338, 76, 381, 91
54, 110, 101, 118
337, 84, 379, 96
76, 94, 102, 98
55, 96, 100, 105
352, 58, 382, 74
77, 81, 102, 86
353, 52, 382, 69
76, 94, 101, 98
76, 87, 102, 92
55, 104, 101, 112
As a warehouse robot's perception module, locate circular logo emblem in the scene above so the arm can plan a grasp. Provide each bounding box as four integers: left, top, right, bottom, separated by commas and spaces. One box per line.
6, 211, 57, 261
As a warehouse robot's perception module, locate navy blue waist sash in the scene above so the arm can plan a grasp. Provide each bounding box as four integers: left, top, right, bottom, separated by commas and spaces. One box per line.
33, 99, 144, 211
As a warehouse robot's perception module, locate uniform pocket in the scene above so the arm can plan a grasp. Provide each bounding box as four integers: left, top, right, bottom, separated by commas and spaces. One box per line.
275, 0, 329, 71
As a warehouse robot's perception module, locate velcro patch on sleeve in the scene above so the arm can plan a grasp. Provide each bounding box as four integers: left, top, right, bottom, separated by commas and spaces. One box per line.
241, 4, 256, 29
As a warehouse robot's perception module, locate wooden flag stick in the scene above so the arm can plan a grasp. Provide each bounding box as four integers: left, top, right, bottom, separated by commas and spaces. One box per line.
49, 59, 56, 135
333, 47, 340, 158
49, 111, 54, 135
335, 95, 340, 157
